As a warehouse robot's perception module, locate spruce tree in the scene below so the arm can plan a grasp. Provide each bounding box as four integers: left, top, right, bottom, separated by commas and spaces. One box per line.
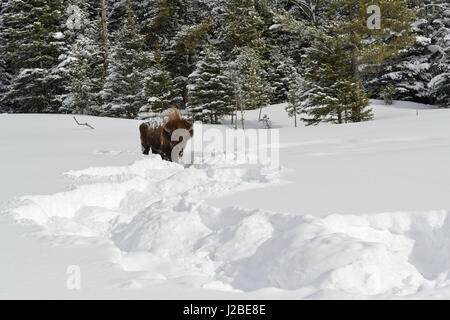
100, 6, 152, 118
186, 45, 235, 123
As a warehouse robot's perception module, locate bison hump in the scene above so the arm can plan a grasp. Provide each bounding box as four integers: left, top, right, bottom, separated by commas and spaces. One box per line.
143, 108, 181, 129
144, 116, 166, 129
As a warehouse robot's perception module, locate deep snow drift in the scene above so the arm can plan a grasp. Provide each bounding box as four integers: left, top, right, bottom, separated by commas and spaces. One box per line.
2, 100, 450, 299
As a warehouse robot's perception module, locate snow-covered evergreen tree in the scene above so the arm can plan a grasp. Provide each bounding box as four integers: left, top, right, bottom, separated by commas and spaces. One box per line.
0, 0, 65, 112
106, 0, 128, 34
167, 21, 211, 108
136, 0, 212, 109
286, 75, 304, 128
0, 0, 446, 117
365, 28, 433, 103
299, 36, 372, 125
223, 0, 268, 50
138, 43, 182, 118
248, 52, 271, 120
0, 0, 11, 112
60, 0, 105, 114
0, 58, 12, 112
100, 6, 153, 118
186, 45, 234, 123
267, 46, 296, 103
428, 0, 450, 107
365, 0, 449, 105
235, 46, 271, 115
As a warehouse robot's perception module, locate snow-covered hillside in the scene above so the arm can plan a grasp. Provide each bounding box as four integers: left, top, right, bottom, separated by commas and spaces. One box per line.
2, 100, 450, 299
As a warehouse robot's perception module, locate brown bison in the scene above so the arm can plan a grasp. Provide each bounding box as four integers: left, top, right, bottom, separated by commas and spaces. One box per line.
139, 108, 193, 162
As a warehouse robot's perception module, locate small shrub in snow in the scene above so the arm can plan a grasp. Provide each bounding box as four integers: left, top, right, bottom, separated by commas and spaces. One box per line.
381, 85, 396, 105
261, 114, 272, 129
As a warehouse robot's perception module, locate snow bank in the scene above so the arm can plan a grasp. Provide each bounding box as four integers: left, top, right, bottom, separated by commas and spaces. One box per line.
7, 154, 450, 297
2, 102, 450, 299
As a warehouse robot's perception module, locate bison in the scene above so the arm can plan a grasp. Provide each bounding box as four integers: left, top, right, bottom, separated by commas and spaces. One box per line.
139, 108, 193, 162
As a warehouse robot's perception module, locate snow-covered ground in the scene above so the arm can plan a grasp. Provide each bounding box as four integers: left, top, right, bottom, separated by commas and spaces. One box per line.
2, 100, 450, 299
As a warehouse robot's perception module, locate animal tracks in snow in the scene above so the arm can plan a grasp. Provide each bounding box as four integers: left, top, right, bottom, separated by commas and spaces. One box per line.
4, 154, 450, 297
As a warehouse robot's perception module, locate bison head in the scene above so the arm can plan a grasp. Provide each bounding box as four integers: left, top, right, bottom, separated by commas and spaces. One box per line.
162, 119, 194, 162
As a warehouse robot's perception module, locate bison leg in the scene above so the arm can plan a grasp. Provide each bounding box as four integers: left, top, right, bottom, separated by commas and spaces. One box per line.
142, 145, 150, 155
139, 123, 151, 155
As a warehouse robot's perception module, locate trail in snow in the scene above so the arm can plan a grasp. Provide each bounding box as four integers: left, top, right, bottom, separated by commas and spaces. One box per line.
4, 154, 450, 297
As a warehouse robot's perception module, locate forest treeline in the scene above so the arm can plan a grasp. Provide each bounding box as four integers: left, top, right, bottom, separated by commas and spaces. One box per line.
0, 0, 448, 126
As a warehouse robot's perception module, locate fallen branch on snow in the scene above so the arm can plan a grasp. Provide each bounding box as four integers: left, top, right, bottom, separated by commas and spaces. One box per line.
73, 116, 95, 130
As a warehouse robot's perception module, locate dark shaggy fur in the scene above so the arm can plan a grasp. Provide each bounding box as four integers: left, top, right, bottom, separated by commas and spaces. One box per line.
139, 108, 193, 162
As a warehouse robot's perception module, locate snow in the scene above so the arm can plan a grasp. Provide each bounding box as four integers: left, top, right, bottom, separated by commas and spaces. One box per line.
2, 100, 450, 299
53, 31, 64, 40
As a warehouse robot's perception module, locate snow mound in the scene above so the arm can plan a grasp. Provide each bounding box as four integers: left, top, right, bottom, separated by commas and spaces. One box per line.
6, 155, 450, 297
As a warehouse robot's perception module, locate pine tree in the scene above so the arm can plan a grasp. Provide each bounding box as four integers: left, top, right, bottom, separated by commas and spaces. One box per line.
0, 0, 65, 112
326, 0, 416, 84
428, 0, 450, 107
167, 21, 211, 108
299, 36, 372, 125
365, 26, 433, 103
248, 53, 271, 120
60, 0, 105, 114
365, 0, 448, 105
138, 44, 182, 118
136, 0, 212, 109
106, 0, 128, 34
186, 45, 235, 123
229, 66, 247, 129
267, 46, 296, 103
279, 0, 415, 124
286, 75, 304, 128
238, 47, 271, 119
224, 0, 270, 51
100, 6, 153, 118
0, 58, 12, 112
0, 1, 12, 112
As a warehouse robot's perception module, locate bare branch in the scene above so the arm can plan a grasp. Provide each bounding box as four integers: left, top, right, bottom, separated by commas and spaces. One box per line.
73, 116, 95, 130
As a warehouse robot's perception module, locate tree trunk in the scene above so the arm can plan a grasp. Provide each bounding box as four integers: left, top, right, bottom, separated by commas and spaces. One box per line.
240, 104, 245, 130
294, 105, 297, 128
100, 0, 109, 75
337, 109, 342, 124
352, 54, 360, 83
352, 54, 362, 122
